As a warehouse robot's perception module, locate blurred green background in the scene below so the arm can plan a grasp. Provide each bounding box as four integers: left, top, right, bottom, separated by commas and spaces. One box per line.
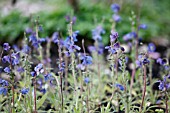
0, 0, 170, 44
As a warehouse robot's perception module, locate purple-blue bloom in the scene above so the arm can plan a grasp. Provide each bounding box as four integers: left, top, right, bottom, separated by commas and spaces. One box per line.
11, 52, 20, 65
84, 77, 90, 84
4, 67, 11, 74
112, 14, 121, 22
76, 64, 85, 70
92, 26, 105, 41
156, 58, 167, 65
22, 45, 31, 54
25, 28, 33, 34
105, 46, 117, 54
123, 32, 137, 41
65, 15, 77, 24
110, 31, 118, 42
148, 43, 156, 52
111, 3, 120, 13
29, 34, 39, 49
52, 32, 59, 44
138, 24, 147, 30
0, 79, 9, 86
34, 63, 44, 75
0, 87, 8, 95
136, 60, 142, 68
3, 43, 11, 51
17, 67, 25, 73
158, 76, 170, 91
80, 55, 93, 65
142, 58, 150, 65
115, 83, 124, 91
31, 71, 36, 77
44, 73, 53, 81
2, 55, 10, 63
21, 88, 29, 95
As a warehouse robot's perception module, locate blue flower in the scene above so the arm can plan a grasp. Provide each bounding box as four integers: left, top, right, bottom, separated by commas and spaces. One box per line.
44, 73, 53, 81
72, 31, 79, 42
84, 77, 90, 84
3, 43, 11, 51
76, 64, 85, 70
111, 4, 120, 13
11, 52, 20, 65
123, 32, 137, 41
34, 63, 44, 75
22, 45, 31, 54
2, 55, 10, 63
136, 55, 150, 67
113, 42, 120, 49
13, 45, 20, 52
0, 79, 9, 86
21, 88, 29, 95
31, 71, 36, 77
148, 43, 156, 52
112, 14, 121, 22
4, 67, 11, 74
17, 67, 25, 73
138, 24, 147, 30
67, 42, 81, 53
142, 58, 150, 65
59, 62, 65, 72
40, 88, 46, 94
88, 45, 104, 55
158, 76, 170, 91
80, 55, 93, 65
92, 26, 105, 41
0, 87, 8, 95
156, 58, 167, 65
110, 31, 118, 42
115, 83, 124, 91
65, 15, 77, 24
136, 60, 142, 68
25, 28, 33, 34
52, 32, 59, 44
29, 34, 39, 49
105, 46, 117, 54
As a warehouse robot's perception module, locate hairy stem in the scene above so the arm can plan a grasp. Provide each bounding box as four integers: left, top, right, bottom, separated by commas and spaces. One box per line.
58, 40, 64, 112
140, 66, 146, 112
33, 77, 37, 113
165, 91, 168, 113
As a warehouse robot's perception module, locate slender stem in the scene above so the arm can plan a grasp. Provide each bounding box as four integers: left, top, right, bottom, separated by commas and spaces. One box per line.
9, 52, 14, 113
12, 85, 14, 113
165, 91, 168, 113
58, 40, 64, 112
130, 0, 141, 95
86, 85, 90, 113
33, 76, 37, 113
64, 49, 68, 89
130, 69, 135, 95
115, 54, 118, 80
140, 66, 146, 112
0, 50, 4, 63
149, 58, 152, 83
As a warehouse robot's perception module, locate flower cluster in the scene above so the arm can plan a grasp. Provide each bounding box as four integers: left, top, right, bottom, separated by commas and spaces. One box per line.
159, 75, 170, 91
0, 79, 9, 95
111, 3, 121, 22
136, 55, 150, 68
105, 31, 124, 55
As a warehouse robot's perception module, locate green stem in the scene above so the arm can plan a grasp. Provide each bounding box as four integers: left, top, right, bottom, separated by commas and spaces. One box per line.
140, 66, 146, 112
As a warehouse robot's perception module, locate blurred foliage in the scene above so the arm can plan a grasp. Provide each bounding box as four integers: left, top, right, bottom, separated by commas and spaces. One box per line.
0, 0, 170, 44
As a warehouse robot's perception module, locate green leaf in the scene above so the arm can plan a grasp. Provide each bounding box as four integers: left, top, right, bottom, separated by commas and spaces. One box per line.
37, 92, 48, 109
